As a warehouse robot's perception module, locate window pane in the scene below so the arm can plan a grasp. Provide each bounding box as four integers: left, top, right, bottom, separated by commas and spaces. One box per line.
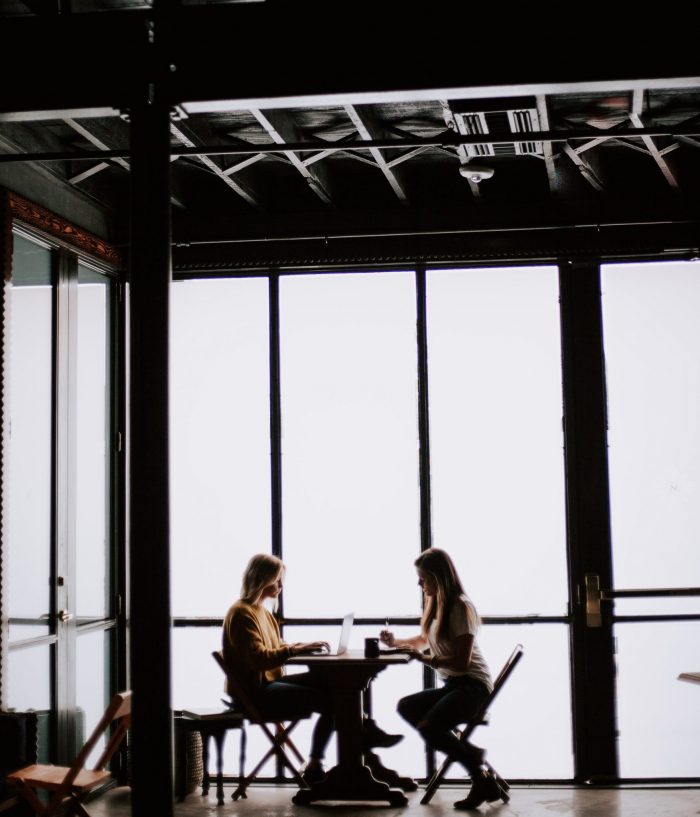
170, 279, 271, 617
76, 629, 110, 765
602, 261, 700, 614
76, 266, 112, 619
427, 266, 566, 616
6, 644, 52, 711
6, 234, 52, 639
280, 272, 420, 617
478, 624, 573, 779
615, 621, 700, 777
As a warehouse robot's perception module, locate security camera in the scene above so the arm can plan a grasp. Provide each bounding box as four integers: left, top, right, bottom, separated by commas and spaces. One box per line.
459, 163, 495, 183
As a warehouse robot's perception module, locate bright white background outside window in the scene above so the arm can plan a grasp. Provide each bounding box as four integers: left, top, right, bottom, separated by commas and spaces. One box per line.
6, 234, 52, 640
76, 268, 110, 619
602, 260, 700, 776
427, 265, 567, 617
279, 271, 421, 618
170, 278, 271, 618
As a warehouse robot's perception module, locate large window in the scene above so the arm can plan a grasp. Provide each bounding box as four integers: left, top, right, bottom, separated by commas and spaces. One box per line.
170, 265, 572, 781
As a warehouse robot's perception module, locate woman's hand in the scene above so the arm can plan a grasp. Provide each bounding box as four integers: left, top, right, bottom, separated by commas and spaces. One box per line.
290, 641, 330, 656
379, 629, 396, 647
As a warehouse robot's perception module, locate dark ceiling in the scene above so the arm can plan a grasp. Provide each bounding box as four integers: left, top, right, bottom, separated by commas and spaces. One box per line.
2, 2, 700, 268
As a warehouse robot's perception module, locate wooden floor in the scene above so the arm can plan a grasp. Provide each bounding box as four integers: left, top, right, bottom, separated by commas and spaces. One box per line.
89, 784, 700, 817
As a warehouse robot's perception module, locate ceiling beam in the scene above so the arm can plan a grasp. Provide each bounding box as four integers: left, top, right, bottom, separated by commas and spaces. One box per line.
5, 124, 700, 165
629, 88, 679, 188
562, 143, 604, 191
535, 95, 559, 194
64, 117, 187, 209
344, 104, 409, 203
169, 121, 263, 209
250, 108, 333, 204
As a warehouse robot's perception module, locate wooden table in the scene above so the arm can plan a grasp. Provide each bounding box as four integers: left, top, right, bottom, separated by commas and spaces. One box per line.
287, 650, 412, 806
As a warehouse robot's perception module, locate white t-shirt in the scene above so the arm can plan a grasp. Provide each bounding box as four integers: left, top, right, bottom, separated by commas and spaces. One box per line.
427, 595, 493, 692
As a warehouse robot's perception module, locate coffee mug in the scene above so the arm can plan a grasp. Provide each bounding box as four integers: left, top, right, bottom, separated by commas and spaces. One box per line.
364, 637, 380, 658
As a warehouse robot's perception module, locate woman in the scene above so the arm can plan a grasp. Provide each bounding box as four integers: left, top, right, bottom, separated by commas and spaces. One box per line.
380, 548, 499, 810
223, 553, 401, 784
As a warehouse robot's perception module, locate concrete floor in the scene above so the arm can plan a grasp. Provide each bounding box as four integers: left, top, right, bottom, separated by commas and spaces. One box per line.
89, 784, 700, 817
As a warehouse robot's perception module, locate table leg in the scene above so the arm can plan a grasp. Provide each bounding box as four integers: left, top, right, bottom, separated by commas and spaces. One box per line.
364, 750, 418, 792
212, 727, 226, 805
292, 685, 407, 806
201, 732, 210, 797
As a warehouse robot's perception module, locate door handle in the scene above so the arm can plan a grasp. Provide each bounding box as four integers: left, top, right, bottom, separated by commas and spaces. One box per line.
584, 574, 602, 628
583, 575, 700, 627
57, 610, 74, 623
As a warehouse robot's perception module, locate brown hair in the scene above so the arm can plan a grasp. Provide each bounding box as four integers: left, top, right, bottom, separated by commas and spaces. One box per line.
415, 548, 468, 646
240, 553, 285, 611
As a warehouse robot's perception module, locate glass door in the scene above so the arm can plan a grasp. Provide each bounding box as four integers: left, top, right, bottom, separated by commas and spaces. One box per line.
2, 232, 117, 765
599, 260, 700, 779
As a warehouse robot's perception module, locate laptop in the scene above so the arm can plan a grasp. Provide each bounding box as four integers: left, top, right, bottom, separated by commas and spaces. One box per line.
312, 612, 354, 655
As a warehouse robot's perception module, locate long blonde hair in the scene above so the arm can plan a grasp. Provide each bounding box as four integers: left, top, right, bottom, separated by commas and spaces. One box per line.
415, 548, 469, 646
240, 553, 285, 611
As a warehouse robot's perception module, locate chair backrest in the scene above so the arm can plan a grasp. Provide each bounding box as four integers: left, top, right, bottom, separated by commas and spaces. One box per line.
472, 644, 523, 723
66, 691, 132, 787
212, 651, 264, 723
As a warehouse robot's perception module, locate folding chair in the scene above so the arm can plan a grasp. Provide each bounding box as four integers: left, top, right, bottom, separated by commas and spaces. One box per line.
211, 650, 309, 800
7, 690, 131, 817
420, 644, 524, 805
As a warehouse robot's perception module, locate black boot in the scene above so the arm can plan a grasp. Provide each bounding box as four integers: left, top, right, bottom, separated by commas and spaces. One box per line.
453, 771, 501, 810
362, 717, 404, 749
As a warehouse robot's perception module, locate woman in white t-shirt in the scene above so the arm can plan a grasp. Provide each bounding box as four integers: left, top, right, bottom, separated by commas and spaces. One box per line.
380, 548, 498, 810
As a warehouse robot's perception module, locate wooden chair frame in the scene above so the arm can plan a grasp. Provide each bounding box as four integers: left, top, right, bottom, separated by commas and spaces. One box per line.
420, 645, 524, 805
7, 691, 131, 817
212, 651, 309, 800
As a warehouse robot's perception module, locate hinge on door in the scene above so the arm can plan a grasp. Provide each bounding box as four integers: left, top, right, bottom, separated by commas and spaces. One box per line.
116, 431, 123, 453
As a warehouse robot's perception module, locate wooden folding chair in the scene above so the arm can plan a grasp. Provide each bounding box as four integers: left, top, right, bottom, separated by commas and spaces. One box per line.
211, 651, 309, 800
420, 644, 524, 805
7, 691, 131, 817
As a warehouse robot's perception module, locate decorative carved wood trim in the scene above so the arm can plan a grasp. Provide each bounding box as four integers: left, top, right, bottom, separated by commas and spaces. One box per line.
7, 191, 122, 267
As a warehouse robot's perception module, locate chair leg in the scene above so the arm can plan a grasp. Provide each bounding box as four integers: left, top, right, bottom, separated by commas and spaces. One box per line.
485, 761, 510, 803
420, 754, 453, 805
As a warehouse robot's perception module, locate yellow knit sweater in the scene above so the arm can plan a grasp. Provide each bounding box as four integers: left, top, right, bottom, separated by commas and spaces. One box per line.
222, 600, 292, 698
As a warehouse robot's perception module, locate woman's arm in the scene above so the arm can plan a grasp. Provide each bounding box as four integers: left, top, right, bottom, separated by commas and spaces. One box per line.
379, 629, 429, 651
229, 609, 292, 670
418, 632, 474, 672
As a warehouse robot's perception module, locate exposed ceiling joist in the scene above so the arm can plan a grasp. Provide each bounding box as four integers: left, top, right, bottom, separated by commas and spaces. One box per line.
344, 104, 409, 203
562, 142, 604, 191
630, 88, 679, 189
170, 121, 263, 209
250, 108, 333, 205
535, 95, 558, 194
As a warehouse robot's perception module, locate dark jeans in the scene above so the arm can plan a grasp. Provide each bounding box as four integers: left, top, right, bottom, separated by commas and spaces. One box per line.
252, 672, 334, 761
397, 675, 489, 775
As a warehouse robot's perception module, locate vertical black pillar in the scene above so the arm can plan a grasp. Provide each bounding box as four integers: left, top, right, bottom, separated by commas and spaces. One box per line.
415, 266, 432, 555
559, 260, 618, 783
128, 78, 174, 816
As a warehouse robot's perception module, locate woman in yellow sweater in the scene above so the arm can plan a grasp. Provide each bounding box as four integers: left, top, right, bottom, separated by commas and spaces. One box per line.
222, 553, 402, 783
